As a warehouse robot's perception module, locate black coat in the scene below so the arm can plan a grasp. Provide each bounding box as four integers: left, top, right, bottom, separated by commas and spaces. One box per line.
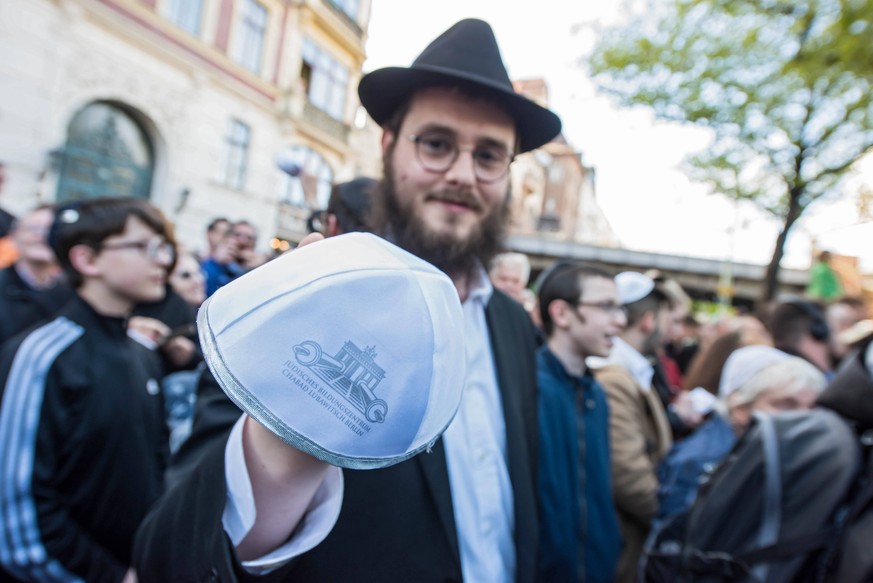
134, 290, 540, 583
0, 265, 74, 347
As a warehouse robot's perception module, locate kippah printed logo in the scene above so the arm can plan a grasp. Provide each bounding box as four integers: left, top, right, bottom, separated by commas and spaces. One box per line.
282, 340, 388, 436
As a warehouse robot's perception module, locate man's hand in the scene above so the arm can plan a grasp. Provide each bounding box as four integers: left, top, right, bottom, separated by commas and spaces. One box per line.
236, 417, 332, 561
670, 391, 706, 429
212, 238, 240, 265
160, 335, 197, 368
127, 316, 171, 350
237, 248, 267, 270
233, 230, 328, 561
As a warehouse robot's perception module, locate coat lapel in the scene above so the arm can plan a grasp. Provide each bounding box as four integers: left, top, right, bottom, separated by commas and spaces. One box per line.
415, 437, 461, 565
486, 292, 539, 583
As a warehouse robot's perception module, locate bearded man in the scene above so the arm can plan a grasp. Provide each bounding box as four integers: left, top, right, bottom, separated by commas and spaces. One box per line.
134, 18, 561, 583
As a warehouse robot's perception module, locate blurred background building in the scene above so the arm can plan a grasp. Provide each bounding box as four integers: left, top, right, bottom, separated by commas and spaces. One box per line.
0, 0, 379, 252
0, 0, 814, 304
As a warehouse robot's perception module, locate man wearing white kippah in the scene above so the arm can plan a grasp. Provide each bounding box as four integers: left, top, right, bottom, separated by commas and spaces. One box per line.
587, 271, 673, 583
134, 18, 562, 583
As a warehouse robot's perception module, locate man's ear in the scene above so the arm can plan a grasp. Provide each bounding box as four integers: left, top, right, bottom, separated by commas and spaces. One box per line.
325, 214, 341, 238
381, 129, 396, 157
548, 299, 573, 330
68, 244, 101, 279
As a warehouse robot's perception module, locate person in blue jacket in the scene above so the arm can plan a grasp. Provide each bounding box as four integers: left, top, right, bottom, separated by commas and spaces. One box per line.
535, 261, 627, 582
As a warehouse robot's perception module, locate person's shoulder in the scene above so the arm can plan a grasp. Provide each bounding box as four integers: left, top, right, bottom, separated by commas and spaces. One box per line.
0, 264, 20, 288
488, 288, 536, 330
595, 364, 637, 392
1, 314, 87, 379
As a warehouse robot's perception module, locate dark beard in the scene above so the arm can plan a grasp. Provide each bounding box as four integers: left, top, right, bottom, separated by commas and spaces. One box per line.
372, 154, 508, 277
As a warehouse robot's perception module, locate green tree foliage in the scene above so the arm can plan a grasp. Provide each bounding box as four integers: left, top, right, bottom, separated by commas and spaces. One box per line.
589, 0, 873, 301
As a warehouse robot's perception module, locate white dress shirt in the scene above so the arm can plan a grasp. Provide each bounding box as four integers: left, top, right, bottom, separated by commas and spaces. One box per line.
222, 415, 344, 574
588, 336, 654, 391
442, 266, 515, 583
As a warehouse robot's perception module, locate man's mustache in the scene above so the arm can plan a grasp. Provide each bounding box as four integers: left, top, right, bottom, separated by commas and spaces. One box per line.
424, 190, 484, 213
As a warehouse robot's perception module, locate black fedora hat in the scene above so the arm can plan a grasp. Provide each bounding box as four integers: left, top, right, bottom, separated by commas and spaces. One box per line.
358, 19, 562, 153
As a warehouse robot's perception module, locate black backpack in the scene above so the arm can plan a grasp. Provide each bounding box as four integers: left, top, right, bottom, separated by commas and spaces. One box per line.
641, 407, 873, 583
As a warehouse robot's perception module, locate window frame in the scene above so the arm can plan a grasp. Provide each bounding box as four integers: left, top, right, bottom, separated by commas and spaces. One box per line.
165, 0, 205, 35
233, 0, 269, 74
301, 38, 350, 121
222, 118, 250, 191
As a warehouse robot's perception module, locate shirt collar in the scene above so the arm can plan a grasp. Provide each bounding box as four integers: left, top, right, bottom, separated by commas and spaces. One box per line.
589, 337, 654, 391
540, 346, 596, 389
465, 262, 493, 307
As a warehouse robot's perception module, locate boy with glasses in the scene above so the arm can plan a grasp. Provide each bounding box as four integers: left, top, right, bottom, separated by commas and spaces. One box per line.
0, 197, 173, 582
535, 261, 626, 582
588, 271, 674, 583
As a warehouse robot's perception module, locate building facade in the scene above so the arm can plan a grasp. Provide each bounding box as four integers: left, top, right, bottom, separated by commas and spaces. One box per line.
0, 0, 373, 254
509, 79, 618, 249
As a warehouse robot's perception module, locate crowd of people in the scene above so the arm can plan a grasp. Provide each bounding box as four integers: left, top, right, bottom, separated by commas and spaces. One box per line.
0, 17, 871, 583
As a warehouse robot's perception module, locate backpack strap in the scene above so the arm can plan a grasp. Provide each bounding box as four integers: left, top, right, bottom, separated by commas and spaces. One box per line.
739, 527, 835, 564
751, 413, 782, 582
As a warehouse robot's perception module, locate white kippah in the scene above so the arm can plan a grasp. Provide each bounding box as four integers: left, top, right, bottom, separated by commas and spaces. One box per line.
615, 271, 655, 305
198, 232, 466, 469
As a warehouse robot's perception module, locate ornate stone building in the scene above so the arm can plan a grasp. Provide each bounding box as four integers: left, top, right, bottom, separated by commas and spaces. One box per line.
0, 3, 616, 257
0, 0, 373, 253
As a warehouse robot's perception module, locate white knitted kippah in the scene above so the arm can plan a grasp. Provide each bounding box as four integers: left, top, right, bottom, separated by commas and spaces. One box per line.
718, 345, 792, 400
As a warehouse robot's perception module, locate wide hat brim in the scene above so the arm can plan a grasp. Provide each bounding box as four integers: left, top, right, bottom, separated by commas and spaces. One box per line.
358, 19, 562, 153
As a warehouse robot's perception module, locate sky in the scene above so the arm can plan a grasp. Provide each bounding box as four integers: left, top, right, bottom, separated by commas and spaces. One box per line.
362, 0, 872, 271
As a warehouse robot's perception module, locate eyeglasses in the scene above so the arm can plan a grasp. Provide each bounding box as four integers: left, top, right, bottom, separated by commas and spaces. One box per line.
99, 238, 175, 262
408, 132, 514, 183
174, 270, 201, 280
574, 301, 626, 316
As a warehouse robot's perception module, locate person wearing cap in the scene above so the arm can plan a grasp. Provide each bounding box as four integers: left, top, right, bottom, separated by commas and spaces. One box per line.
655, 345, 826, 525
535, 261, 625, 583
133, 18, 560, 583
587, 271, 673, 583
0, 198, 173, 582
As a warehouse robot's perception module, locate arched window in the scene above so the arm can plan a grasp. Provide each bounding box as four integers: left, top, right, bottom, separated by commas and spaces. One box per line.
279, 146, 334, 209
56, 102, 154, 201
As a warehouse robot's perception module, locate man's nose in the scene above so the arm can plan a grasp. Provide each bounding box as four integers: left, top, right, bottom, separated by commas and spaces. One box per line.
442, 148, 477, 186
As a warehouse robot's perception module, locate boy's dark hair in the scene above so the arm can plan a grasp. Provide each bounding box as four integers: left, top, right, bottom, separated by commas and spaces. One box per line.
49, 197, 173, 288
536, 260, 613, 337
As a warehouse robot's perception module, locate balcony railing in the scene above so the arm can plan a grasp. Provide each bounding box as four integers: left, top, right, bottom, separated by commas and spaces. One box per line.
303, 101, 350, 142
